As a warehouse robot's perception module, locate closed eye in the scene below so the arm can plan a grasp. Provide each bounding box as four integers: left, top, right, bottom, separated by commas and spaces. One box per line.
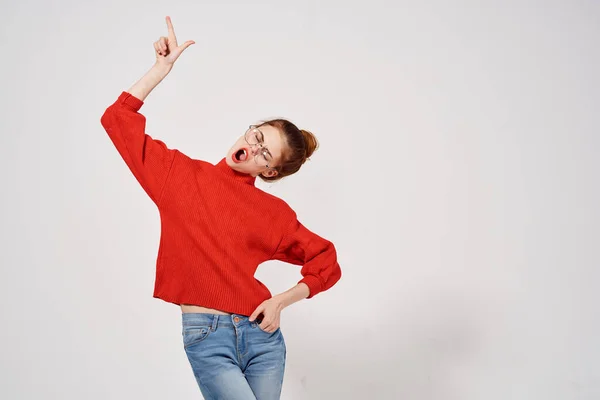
256, 130, 265, 143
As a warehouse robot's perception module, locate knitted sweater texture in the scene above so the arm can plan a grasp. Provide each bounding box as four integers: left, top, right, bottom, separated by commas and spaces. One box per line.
100, 91, 342, 316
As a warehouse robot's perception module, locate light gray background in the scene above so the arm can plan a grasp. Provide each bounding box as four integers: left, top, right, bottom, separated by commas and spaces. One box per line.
1, 0, 598, 399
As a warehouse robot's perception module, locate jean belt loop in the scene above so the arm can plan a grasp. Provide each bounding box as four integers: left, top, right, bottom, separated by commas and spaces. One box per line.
211, 314, 219, 332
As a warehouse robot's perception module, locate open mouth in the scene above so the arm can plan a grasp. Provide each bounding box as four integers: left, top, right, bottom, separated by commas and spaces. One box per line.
232, 148, 249, 163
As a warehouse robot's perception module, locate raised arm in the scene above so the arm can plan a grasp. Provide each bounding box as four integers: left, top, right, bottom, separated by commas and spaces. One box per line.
100, 90, 176, 205
99, 16, 194, 205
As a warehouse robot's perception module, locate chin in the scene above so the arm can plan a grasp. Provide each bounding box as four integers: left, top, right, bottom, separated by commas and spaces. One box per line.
225, 153, 235, 167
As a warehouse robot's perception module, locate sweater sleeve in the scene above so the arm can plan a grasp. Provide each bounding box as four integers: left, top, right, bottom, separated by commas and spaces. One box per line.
271, 218, 342, 299
100, 91, 176, 205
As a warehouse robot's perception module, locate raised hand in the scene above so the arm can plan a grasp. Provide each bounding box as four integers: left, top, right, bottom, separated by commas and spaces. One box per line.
154, 16, 195, 69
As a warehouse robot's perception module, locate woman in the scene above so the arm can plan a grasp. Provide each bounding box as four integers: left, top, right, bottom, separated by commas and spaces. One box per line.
100, 17, 342, 399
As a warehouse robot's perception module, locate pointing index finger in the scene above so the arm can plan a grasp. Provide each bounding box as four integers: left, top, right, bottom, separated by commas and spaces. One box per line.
166, 16, 177, 41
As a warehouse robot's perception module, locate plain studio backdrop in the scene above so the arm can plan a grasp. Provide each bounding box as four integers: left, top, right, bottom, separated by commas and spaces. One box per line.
1, 0, 598, 399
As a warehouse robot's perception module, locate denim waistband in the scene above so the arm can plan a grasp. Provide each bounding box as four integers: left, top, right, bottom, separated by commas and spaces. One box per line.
182, 312, 259, 329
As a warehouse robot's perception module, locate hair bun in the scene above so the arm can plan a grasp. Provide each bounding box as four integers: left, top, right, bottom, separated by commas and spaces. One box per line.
300, 129, 319, 162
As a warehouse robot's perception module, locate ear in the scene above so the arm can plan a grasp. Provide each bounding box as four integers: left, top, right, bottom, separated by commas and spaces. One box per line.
262, 169, 279, 178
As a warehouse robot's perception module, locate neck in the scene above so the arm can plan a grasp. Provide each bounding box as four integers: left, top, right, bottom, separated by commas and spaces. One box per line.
215, 157, 257, 186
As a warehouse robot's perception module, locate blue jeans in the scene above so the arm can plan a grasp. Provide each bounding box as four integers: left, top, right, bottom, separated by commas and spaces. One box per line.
182, 312, 286, 399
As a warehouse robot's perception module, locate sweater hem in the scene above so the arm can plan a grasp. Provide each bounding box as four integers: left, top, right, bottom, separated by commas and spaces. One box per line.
152, 293, 263, 317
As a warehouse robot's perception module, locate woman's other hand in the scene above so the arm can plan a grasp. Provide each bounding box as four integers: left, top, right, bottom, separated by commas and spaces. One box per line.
249, 297, 285, 333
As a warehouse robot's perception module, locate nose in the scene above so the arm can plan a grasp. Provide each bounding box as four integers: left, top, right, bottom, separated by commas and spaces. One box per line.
249, 145, 262, 155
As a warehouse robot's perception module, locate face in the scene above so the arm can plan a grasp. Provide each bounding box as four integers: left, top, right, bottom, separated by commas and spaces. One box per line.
226, 124, 286, 178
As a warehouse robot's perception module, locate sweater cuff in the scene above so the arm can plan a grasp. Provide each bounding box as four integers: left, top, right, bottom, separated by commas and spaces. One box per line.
298, 275, 323, 299
118, 91, 144, 111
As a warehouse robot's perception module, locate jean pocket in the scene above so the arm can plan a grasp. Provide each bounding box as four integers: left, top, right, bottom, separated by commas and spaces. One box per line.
256, 322, 281, 335
182, 326, 211, 348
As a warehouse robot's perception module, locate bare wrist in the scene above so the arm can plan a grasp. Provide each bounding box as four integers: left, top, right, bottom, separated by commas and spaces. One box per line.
273, 294, 288, 309
152, 63, 172, 77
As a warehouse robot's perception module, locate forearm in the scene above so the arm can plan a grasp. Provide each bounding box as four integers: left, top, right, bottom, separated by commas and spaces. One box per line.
126, 63, 172, 102
274, 283, 310, 309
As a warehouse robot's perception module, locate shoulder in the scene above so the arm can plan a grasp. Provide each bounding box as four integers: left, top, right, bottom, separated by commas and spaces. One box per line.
251, 189, 297, 234
259, 189, 291, 208
259, 190, 297, 220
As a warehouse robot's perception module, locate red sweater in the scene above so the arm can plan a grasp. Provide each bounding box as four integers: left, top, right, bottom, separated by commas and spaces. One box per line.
100, 91, 342, 316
